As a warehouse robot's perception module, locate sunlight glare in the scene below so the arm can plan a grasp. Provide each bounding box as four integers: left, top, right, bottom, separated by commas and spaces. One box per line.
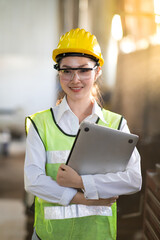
154, 0, 160, 23
111, 14, 123, 41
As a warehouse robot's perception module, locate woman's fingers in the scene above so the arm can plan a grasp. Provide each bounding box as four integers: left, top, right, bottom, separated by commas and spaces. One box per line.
106, 196, 119, 203
85, 196, 119, 206
57, 164, 83, 188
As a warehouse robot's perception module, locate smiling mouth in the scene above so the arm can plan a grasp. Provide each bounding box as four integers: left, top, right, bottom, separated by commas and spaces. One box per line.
70, 87, 83, 92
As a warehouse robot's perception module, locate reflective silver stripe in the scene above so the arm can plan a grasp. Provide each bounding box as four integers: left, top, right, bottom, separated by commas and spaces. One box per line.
44, 205, 112, 220
47, 150, 70, 164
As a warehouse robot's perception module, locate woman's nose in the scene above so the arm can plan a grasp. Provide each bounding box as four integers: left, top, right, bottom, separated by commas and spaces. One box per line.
70, 71, 81, 82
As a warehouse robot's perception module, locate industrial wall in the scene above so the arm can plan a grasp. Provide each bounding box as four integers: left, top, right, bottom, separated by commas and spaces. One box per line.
0, 0, 59, 118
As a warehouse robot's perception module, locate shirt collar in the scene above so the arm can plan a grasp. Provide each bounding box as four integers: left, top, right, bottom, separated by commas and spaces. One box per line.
56, 96, 108, 125
90, 101, 108, 124
56, 96, 71, 124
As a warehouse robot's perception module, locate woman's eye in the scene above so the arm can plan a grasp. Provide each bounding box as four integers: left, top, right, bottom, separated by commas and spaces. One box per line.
80, 69, 90, 73
62, 69, 71, 74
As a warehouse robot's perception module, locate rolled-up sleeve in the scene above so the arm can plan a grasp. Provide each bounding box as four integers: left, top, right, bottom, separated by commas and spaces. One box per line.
24, 124, 77, 206
81, 119, 142, 199
81, 175, 99, 199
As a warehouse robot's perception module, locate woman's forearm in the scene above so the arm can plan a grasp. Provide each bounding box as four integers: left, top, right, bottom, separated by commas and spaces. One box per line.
70, 192, 118, 206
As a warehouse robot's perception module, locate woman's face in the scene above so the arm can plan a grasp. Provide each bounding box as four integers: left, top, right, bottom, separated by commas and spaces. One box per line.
59, 56, 99, 103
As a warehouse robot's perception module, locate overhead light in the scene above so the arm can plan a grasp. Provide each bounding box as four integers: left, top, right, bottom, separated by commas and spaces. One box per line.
154, 0, 160, 24
111, 14, 123, 41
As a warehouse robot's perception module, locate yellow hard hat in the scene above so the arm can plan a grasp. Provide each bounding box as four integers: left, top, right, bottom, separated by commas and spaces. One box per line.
52, 28, 104, 66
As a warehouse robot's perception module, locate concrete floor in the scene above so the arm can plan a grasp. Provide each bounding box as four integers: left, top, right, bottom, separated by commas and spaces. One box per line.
0, 141, 143, 240
0, 141, 31, 240
0, 199, 27, 240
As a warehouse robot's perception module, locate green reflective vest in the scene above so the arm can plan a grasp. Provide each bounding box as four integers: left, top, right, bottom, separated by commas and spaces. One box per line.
26, 108, 122, 240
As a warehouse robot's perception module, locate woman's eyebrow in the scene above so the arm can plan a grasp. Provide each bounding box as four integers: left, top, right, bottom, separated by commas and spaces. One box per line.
61, 64, 89, 68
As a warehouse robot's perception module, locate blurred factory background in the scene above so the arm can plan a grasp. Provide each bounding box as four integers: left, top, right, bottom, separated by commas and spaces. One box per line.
0, 0, 160, 239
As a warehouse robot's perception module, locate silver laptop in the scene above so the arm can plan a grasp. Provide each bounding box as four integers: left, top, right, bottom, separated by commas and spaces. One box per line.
66, 122, 139, 175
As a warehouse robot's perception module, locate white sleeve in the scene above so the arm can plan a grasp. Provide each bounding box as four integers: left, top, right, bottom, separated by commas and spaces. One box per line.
24, 123, 77, 206
81, 118, 142, 199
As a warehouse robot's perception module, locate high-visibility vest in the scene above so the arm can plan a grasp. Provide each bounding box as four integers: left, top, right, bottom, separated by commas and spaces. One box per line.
26, 108, 122, 240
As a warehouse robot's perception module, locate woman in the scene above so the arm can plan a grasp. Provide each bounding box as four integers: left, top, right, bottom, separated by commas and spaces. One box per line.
24, 28, 142, 240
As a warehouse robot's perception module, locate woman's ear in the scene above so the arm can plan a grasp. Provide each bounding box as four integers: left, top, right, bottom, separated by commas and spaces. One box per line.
95, 66, 102, 80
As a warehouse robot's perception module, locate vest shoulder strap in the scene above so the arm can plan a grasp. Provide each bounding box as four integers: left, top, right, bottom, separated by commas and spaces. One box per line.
100, 108, 123, 130
25, 109, 52, 148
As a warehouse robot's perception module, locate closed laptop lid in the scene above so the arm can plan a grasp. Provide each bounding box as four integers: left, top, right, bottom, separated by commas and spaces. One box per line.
66, 122, 139, 175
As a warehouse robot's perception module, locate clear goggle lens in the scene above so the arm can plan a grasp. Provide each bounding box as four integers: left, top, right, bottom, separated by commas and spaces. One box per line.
58, 65, 97, 81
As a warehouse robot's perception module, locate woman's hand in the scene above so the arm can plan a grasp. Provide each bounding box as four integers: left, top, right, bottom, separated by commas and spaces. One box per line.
71, 192, 119, 207
86, 196, 118, 206
57, 164, 84, 189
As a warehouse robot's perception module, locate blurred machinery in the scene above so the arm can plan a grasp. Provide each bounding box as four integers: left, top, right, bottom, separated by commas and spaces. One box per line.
0, 108, 25, 156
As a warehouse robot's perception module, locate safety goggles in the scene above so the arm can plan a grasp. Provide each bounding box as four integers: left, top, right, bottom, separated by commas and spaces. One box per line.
54, 64, 98, 81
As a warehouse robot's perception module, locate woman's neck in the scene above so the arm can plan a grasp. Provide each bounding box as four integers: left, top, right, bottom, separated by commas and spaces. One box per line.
67, 97, 94, 123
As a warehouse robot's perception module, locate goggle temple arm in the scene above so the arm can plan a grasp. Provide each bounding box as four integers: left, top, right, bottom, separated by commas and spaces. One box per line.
53, 61, 99, 71
53, 64, 60, 71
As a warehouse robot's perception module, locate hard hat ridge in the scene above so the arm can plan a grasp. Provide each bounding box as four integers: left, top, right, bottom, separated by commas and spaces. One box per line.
52, 28, 104, 66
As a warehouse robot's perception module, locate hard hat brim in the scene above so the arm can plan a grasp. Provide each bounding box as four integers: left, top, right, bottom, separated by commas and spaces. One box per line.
52, 48, 104, 66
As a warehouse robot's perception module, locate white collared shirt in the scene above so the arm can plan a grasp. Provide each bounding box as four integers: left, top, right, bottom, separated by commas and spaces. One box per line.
54, 96, 107, 135
24, 97, 142, 205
